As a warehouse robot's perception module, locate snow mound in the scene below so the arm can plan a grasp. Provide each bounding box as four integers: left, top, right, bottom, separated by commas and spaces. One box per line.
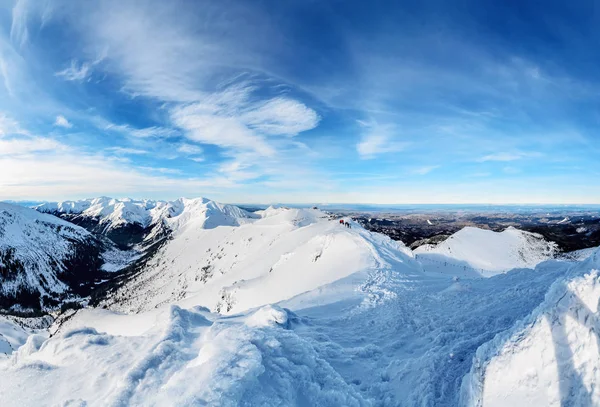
0, 304, 367, 406
461, 248, 600, 406
415, 226, 558, 277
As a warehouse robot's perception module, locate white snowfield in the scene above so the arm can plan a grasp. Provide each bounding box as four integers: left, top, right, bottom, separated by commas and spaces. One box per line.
1, 203, 600, 406
0, 203, 95, 299
415, 226, 558, 277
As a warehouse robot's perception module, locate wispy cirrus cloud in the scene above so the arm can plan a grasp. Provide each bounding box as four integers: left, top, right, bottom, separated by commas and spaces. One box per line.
357, 124, 409, 159
477, 151, 541, 162
105, 146, 148, 155
0, 113, 26, 136
410, 165, 440, 175
55, 60, 91, 81
170, 84, 319, 156
0, 137, 64, 155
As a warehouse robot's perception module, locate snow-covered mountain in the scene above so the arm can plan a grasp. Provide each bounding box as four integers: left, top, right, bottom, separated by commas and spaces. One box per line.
35, 197, 257, 249
2, 201, 599, 406
0, 203, 106, 310
414, 226, 558, 277
99, 208, 418, 314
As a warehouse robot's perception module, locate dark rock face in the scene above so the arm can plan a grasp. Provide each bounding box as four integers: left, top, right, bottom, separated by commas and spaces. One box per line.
48, 213, 153, 250
0, 237, 109, 311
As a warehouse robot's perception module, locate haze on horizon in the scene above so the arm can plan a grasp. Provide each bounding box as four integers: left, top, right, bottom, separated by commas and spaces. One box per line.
0, 0, 599, 204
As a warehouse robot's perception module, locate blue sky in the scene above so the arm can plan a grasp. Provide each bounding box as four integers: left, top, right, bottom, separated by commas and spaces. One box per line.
0, 0, 599, 204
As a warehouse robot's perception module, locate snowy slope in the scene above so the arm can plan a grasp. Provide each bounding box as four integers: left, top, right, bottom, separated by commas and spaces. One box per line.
461, 248, 600, 406
0, 314, 52, 356
415, 226, 558, 277
102, 209, 418, 314
0, 203, 105, 309
35, 197, 258, 248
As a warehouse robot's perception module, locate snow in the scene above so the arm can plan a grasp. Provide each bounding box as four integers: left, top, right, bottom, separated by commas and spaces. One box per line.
35, 197, 258, 241
2, 202, 600, 406
0, 315, 51, 356
415, 226, 558, 277
0, 305, 366, 406
0, 203, 96, 301
102, 210, 417, 314
461, 249, 600, 406
35, 197, 157, 230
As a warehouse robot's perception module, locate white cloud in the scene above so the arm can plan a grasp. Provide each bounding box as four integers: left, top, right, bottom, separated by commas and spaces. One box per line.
467, 172, 491, 178
503, 166, 521, 174
410, 165, 440, 175
99, 119, 175, 139
0, 145, 236, 200
244, 97, 320, 136
54, 115, 72, 128
357, 125, 408, 159
172, 104, 274, 156
0, 114, 26, 137
177, 143, 203, 155
170, 84, 318, 155
477, 151, 541, 162
55, 60, 92, 81
0, 137, 64, 155
105, 147, 148, 155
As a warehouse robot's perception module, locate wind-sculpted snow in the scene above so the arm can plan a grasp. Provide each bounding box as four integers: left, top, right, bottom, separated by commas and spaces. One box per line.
415, 226, 558, 277
0, 314, 52, 356
461, 248, 600, 406
0, 305, 367, 406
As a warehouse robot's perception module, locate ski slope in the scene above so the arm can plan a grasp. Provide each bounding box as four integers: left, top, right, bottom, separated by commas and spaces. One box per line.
0, 206, 599, 406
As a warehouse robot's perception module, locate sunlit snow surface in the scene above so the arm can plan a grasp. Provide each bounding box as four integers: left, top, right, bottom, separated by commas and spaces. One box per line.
1, 207, 599, 406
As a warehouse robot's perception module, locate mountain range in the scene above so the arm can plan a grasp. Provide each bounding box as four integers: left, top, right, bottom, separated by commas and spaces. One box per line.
1, 197, 599, 406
